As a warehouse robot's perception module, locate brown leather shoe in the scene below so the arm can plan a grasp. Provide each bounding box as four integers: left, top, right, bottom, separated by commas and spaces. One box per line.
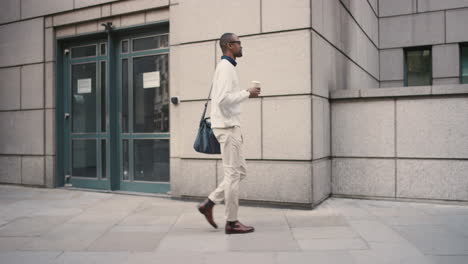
225, 221, 255, 234
197, 198, 218, 229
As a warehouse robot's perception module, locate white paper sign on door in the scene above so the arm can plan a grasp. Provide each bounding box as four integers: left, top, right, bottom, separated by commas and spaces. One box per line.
143, 71, 160, 88
77, 78, 92, 94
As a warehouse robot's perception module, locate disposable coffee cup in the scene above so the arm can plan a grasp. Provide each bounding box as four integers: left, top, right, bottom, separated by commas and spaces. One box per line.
251, 81, 261, 89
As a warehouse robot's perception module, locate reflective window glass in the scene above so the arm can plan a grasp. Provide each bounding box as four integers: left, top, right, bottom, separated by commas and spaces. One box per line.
71, 45, 97, 58
134, 139, 169, 182
72, 63, 97, 132
133, 54, 169, 133
132, 35, 169, 51
72, 140, 97, 178
405, 47, 432, 86
461, 44, 468, 84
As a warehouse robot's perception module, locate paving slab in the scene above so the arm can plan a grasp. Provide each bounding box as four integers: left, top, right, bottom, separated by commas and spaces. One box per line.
0, 185, 467, 264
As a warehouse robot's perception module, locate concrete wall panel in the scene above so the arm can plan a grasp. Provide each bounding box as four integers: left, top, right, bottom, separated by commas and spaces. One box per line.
379, 0, 416, 17
21, 0, 73, 19
145, 8, 170, 23
75, 0, 119, 9
45, 156, 55, 187
312, 32, 378, 97
446, 8, 468, 43
76, 21, 99, 34
380, 12, 444, 49
170, 0, 260, 44
21, 64, 44, 110
263, 96, 312, 160
345, 0, 379, 44
368, 0, 378, 15
21, 157, 45, 186
53, 6, 101, 27
169, 102, 180, 158
322, 0, 342, 49
262, 0, 310, 32
236, 31, 311, 97
170, 41, 216, 101
111, 0, 169, 16
332, 158, 396, 197
171, 159, 217, 197
312, 32, 335, 97
433, 77, 460, 85
380, 80, 404, 88
361, 85, 431, 97
433, 44, 460, 78
0, 0, 20, 24
380, 49, 404, 81
311, 0, 324, 33
0, 67, 21, 111
397, 159, 468, 201
45, 28, 54, 62
120, 13, 145, 27
0, 18, 44, 67
397, 98, 468, 158
0, 110, 44, 155
332, 100, 395, 157
313, 96, 331, 159
45, 62, 55, 109
418, 0, 468, 12
313, 159, 331, 204
0, 156, 21, 184
55, 25, 76, 38
313, 0, 379, 79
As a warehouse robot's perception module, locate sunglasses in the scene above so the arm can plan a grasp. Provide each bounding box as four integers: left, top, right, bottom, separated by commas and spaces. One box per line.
229, 41, 241, 45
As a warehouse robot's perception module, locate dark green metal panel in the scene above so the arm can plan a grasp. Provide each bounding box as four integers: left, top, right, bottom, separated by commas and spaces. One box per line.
60, 38, 110, 190
109, 30, 121, 191
121, 133, 169, 139
55, 40, 65, 187
120, 48, 169, 58
120, 181, 170, 193
70, 178, 109, 190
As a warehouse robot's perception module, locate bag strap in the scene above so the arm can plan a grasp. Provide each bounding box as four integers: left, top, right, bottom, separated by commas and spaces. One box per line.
199, 80, 214, 123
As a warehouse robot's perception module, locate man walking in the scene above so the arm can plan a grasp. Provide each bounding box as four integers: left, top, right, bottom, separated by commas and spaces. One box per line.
197, 33, 261, 234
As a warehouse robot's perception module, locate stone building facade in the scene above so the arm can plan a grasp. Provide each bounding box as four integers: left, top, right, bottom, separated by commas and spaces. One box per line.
0, 0, 467, 208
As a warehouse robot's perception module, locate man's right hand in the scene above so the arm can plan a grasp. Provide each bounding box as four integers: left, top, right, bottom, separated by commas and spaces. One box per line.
247, 87, 261, 98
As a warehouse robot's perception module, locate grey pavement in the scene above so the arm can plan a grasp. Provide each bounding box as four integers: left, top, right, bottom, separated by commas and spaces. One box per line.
1, 185, 468, 264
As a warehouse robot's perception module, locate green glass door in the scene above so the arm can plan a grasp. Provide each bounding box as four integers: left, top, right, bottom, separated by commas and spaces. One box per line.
117, 33, 170, 193
63, 41, 110, 190
60, 26, 170, 194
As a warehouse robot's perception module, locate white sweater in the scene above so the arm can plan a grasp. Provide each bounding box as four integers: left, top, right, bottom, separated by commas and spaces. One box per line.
210, 59, 250, 128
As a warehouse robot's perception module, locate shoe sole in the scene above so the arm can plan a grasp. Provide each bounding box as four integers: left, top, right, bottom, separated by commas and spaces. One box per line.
225, 229, 255, 235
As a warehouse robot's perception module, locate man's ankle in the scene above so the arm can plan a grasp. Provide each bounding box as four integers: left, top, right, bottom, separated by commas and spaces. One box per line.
227, 220, 238, 227
206, 198, 215, 206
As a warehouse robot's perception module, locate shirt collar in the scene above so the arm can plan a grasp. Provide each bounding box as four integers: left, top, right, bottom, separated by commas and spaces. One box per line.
221, 55, 237, 67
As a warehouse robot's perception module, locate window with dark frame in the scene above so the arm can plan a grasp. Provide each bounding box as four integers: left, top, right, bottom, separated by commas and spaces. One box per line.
460, 43, 468, 84
404, 46, 432, 86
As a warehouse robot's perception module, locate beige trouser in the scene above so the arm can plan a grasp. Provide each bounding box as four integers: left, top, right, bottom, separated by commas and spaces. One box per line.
208, 125, 247, 222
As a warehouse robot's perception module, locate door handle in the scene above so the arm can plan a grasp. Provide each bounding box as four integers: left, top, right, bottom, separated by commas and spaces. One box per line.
65, 113, 71, 119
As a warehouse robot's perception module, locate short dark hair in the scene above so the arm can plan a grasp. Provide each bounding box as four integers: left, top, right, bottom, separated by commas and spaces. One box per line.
219, 33, 235, 53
